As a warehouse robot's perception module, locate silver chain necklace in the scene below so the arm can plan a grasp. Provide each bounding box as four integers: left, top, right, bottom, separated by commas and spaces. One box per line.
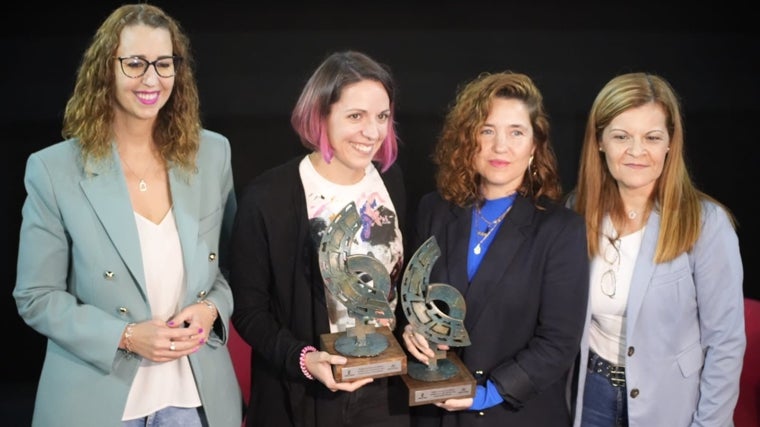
473, 206, 511, 255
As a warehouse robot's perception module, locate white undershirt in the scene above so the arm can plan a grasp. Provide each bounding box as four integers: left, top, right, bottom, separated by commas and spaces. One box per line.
588, 215, 644, 366
122, 209, 201, 420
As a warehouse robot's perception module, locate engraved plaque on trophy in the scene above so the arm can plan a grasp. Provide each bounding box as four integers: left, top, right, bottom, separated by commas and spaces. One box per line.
400, 236, 476, 406
317, 202, 407, 382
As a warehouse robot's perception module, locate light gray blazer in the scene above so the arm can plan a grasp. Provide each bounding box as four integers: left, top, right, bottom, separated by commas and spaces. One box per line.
571, 200, 745, 427
14, 130, 242, 427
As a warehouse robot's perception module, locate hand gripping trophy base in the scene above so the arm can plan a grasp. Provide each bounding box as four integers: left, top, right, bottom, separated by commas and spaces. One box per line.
402, 351, 475, 406
334, 322, 388, 357
407, 347, 459, 381
320, 326, 407, 382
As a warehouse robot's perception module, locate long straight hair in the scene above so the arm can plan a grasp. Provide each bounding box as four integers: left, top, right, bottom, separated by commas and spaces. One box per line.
573, 72, 735, 262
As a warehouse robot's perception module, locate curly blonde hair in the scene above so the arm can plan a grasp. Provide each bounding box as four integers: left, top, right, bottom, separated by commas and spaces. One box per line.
62, 3, 201, 174
434, 71, 562, 207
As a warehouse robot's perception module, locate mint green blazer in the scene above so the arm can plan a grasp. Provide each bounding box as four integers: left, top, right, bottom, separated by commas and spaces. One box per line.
14, 130, 242, 427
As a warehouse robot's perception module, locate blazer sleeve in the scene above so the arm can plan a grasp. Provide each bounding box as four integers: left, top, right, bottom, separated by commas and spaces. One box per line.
492, 208, 590, 408
690, 201, 745, 426
201, 132, 237, 341
14, 152, 130, 373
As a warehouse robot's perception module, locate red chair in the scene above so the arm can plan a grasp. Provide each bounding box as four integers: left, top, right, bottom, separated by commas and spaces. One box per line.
228, 323, 251, 425
735, 297, 760, 427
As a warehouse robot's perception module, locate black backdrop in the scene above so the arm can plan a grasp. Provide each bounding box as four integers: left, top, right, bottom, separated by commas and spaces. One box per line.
3, 1, 758, 422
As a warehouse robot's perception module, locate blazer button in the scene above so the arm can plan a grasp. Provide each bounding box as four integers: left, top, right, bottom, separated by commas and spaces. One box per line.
103, 271, 115, 279
117, 307, 129, 315
208, 252, 217, 261
477, 411, 485, 416
630, 388, 640, 398
627, 346, 635, 356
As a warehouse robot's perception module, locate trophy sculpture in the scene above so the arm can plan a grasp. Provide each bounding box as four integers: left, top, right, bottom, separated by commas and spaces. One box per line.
400, 236, 476, 406
317, 201, 407, 381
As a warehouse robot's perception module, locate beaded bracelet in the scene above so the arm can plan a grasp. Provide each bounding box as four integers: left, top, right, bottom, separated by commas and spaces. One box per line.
123, 323, 136, 354
299, 345, 318, 380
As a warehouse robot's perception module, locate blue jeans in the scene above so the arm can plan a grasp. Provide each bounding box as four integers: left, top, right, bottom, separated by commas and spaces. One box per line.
581, 361, 628, 427
122, 406, 206, 427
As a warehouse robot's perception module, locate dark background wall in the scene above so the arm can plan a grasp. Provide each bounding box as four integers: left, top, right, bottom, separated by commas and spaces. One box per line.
3, 1, 757, 423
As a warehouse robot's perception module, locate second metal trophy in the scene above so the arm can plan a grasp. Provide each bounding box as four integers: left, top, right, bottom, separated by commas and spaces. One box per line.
400, 236, 476, 406
317, 201, 407, 382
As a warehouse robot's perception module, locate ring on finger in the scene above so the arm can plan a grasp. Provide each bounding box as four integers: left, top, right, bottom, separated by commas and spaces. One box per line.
170, 341, 176, 351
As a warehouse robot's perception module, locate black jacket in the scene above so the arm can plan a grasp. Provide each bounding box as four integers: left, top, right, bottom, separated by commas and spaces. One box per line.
230, 156, 408, 427
411, 192, 589, 427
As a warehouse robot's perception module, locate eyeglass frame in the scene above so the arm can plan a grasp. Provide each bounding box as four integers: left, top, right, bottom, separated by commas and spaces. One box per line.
115, 55, 182, 78
600, 237, 620, 298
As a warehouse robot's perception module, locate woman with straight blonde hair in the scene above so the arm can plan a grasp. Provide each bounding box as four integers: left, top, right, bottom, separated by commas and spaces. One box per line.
568, 72, 744, 427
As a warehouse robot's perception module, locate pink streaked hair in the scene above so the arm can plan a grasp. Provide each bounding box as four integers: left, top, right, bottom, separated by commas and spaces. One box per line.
291, 51, 399, 172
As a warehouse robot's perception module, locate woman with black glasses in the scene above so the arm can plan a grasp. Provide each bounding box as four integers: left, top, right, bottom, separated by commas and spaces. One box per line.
13, 4, 242, 426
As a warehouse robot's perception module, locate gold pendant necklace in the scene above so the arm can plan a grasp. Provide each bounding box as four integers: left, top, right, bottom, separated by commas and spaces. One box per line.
120, 154, 155, 192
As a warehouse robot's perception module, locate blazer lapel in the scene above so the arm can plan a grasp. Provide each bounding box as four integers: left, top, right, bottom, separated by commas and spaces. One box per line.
169, 168, 200, 295
465, 196, 531, 329
81, 147, 146, 294
444, 205, 470, 297
625, 210, 662, 337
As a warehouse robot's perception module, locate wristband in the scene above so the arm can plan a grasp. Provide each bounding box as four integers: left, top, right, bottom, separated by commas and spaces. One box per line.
299, 345, 318, 380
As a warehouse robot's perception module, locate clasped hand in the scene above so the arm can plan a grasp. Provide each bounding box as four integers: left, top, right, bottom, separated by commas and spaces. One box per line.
124, 303, 215, 362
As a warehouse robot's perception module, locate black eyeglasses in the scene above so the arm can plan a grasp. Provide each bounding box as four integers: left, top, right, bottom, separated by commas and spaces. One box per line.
600, 237, 621, 298
116, 56, 182, 78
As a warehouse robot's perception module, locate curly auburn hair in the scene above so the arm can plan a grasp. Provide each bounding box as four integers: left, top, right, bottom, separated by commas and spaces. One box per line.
434, 71, 562, 207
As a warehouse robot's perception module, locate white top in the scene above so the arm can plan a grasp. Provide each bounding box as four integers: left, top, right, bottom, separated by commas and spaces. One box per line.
299, 155, 403, 333
122, 209, 201, 420
588, 215, 644, 365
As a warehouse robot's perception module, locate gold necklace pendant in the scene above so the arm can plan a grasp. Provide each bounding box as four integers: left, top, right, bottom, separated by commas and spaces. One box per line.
119, 148, 159, 193
121, 157, 152, 192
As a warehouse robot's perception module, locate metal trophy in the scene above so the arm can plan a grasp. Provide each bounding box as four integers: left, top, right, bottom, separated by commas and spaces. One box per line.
317, 201, 407, 381
400, 236, 476, 406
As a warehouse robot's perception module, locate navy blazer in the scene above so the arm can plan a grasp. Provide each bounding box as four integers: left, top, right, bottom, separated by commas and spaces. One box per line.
411, 192, 589, 427
14, 130, 242, 427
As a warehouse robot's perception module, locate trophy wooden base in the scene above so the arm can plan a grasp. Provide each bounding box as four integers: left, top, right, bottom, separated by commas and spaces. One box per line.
319, 326, 407, 382
401, 352, 476, 406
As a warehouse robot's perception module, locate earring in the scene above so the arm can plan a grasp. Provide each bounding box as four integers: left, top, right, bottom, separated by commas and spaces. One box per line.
528, 155, 537, 178
598, 146, 603, 152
